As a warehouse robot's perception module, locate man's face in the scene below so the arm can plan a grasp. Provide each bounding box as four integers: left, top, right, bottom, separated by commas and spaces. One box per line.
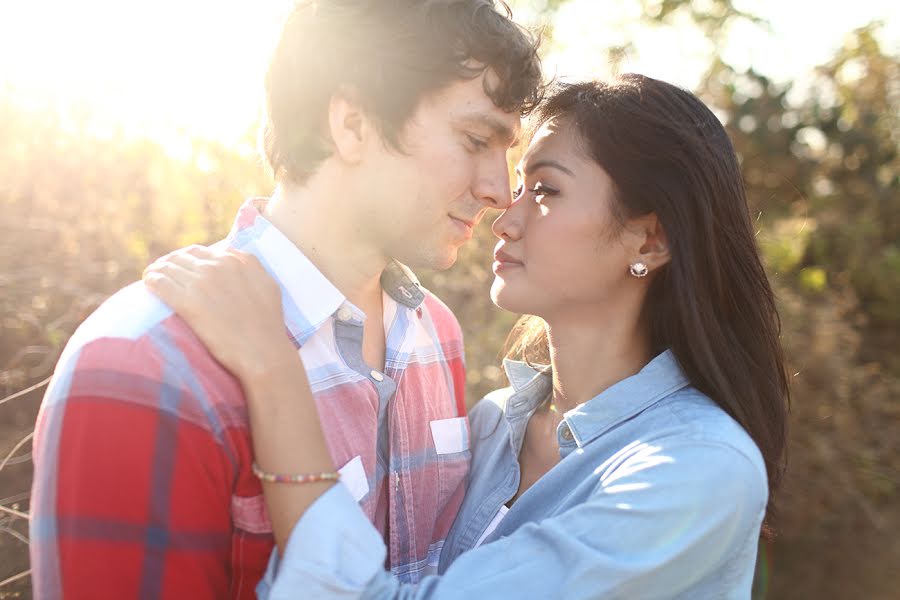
357, 72, 521, 270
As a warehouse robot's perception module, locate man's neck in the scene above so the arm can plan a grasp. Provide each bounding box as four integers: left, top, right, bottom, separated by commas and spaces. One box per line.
264, 182, 387, 309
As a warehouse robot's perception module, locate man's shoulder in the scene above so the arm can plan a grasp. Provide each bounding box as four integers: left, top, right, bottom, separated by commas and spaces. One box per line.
62, 281, 184, 360
419, 287, 463, 339
54, 282, 243, 416
69, 281, 172, 343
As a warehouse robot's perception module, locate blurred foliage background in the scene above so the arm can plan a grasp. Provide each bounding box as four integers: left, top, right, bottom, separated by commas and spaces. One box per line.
1, 1, 897, 598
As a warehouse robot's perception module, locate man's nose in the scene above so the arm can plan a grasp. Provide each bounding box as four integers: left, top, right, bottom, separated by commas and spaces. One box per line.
473, 155, 513, 210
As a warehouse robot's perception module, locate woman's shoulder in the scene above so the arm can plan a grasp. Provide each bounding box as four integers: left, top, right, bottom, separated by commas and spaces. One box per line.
647, 385, 768, 484
468, 386, 514, 435
593, 388, 769, 524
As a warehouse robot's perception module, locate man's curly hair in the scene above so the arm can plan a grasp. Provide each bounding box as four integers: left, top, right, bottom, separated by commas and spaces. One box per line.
262, 0, 545, 183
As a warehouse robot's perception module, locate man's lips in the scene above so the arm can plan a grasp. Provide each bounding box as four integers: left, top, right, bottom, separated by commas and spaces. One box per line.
450, 216, 476, 229
449, 215, 478, 240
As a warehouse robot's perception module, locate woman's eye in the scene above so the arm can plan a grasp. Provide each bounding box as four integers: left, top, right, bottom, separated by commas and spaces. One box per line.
531, 184, 558, 203
512, 182, 558, 203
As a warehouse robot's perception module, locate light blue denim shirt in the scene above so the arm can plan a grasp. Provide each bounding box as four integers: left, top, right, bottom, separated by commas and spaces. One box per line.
258, 350, 768, 599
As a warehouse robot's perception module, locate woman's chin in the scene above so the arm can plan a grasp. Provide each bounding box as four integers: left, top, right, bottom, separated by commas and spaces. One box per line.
490, 279, 527, 314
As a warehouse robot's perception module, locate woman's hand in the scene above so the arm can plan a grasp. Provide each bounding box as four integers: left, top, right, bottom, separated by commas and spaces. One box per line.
146, 245, 336, 552
143, 245, 297, 382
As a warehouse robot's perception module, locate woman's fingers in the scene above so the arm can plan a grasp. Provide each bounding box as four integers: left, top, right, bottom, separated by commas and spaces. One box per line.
141, 244, 289, 379
150, 244, 213, 267
143, 252, 211, 318
146, 246, 241, 290
227, 251, 282, 305
144, 254, 198, 279
225, 247, 252, 263
184, 244, 216, 257
143, 267, 194, 317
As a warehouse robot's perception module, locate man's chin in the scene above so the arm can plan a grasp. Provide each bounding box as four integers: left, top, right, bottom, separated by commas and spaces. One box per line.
433, 249, 459, 271
401, 246, 459, 271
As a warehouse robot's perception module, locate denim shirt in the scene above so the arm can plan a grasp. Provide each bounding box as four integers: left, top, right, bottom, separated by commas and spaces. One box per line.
258, 350, 768, 599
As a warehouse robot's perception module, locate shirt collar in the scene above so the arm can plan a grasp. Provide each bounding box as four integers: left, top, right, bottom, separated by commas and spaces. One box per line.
566, 350, 690, 447
224, 198, 424, 346
500, 359, 552, 417
501, 350, 690, 447
379, 260, 426, 309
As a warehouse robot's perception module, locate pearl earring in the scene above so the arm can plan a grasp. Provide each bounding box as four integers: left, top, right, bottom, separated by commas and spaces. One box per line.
629, 262, 649, 278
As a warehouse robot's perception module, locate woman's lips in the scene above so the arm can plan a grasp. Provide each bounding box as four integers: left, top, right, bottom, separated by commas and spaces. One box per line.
493, 249, 523, 274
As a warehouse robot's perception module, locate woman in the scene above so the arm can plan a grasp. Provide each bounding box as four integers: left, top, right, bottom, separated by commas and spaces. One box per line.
144, 75, 789, 599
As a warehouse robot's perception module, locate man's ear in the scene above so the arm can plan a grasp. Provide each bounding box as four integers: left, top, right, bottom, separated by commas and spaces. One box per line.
631, 213, 671, 272
327, 87, 370, 165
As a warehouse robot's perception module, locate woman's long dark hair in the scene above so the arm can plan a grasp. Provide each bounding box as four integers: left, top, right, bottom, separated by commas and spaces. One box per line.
505, 75, 790, 535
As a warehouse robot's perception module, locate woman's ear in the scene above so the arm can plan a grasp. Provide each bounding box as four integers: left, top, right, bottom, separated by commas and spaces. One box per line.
631, 213, 671, 272
326, 87, 370, 165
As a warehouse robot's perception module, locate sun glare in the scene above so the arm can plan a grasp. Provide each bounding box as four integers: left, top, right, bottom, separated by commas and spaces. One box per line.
0, 0, 292, 144
1, 0, 896, 149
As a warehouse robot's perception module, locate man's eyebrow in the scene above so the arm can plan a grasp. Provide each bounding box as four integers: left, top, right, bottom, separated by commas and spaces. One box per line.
458, 114, 519, 146
515, 159, 576, 177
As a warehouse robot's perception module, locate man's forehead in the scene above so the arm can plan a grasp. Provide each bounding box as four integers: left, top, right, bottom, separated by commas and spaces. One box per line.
424, 73, 521, 141
455, 111, 521, 144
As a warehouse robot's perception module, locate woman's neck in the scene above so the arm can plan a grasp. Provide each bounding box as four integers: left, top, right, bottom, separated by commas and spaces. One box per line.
545, 303, 652, 414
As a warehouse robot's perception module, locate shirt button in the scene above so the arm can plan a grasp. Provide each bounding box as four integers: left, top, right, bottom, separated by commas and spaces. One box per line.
336, 306, 353, 322
560, 423, 574, 442
370, 370, 384, 382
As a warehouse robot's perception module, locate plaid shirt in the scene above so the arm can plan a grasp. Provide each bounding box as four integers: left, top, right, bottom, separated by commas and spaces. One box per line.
30, 198, 470, 599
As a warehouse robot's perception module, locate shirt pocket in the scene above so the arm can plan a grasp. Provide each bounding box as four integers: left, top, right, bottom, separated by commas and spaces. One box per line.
431, 417, 471, 511
231, 493, 273, 535
338, 455, 371, 503
430, 416, 470, 456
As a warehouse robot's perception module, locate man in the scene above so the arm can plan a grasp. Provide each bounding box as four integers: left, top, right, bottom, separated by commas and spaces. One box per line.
30, 1, 543, 598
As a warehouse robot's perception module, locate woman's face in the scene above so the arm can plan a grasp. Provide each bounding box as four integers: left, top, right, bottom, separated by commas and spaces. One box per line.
490, 118, 636, 319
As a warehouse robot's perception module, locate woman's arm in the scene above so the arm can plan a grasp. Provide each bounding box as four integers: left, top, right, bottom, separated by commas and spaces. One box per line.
143, 245, 337, 553
145, 246, 767, 599
261, 439, 766, 600
241, 357, 336, 554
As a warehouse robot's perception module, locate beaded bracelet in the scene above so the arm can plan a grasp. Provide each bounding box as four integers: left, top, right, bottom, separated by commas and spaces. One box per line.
251, 462, 341, 485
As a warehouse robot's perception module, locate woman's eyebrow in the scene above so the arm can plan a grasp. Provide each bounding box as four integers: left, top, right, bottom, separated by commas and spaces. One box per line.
515, 159, 575, 177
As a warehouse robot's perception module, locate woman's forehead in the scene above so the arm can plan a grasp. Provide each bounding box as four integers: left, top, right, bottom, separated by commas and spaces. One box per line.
517, 118, 578, 172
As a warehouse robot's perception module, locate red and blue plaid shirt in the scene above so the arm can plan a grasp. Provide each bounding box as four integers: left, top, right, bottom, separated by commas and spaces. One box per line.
30, 199, 470, 599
